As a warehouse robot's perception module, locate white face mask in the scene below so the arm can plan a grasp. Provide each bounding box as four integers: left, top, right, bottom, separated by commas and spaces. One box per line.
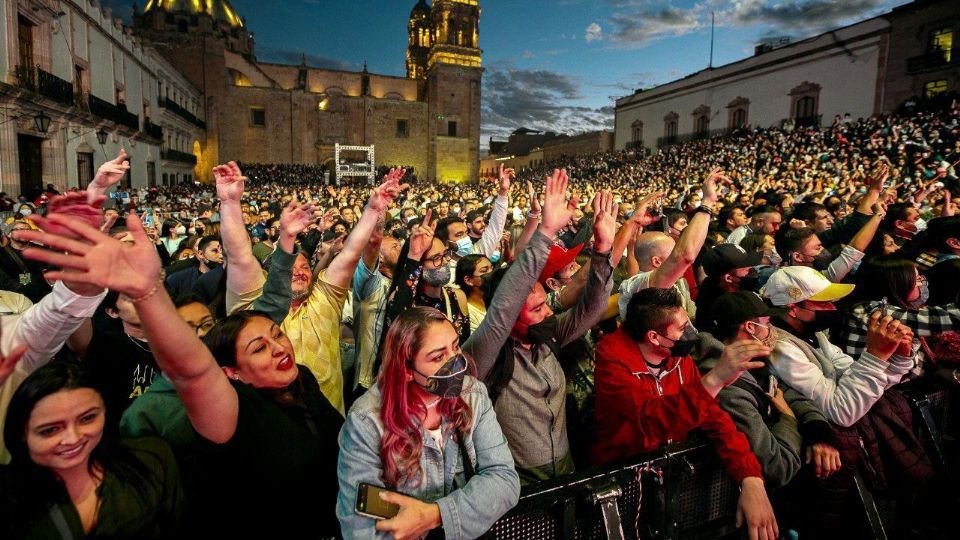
175, 225, 187, 235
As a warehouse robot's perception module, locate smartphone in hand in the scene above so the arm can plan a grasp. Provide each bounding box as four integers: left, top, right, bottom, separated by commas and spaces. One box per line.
355, 482, 401, 520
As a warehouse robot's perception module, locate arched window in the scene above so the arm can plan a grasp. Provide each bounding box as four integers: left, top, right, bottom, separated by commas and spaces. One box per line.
695, 115, 709, 136
795, 96, 816, 119
631, 120, 643, 145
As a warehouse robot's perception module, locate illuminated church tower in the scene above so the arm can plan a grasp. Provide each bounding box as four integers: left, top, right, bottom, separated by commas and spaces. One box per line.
406, 0, 432, 80
422, 0, 483, 183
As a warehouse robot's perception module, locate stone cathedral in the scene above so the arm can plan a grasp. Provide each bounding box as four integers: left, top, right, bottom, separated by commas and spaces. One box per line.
134, 0, 483, 183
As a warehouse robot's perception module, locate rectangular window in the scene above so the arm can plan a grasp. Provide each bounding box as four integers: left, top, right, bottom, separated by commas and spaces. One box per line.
396, 119, 409, 138
250, 107, 266, 127
930, 28, 953, 62
925, 79, 948, 98
77, 152, 94, 189
447, 120, 457, 137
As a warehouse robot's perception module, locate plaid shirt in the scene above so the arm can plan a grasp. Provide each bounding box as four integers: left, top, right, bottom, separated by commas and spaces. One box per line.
836, 300, 960, 356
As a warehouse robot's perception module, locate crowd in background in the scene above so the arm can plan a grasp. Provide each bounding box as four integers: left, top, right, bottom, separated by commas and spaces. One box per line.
0, 92, 957, 539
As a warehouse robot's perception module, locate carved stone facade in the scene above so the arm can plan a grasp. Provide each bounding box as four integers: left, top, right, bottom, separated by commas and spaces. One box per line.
134, 0, 482, 183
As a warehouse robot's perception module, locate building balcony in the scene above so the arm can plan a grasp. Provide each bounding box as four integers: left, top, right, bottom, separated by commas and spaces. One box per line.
143, 119, 163, 141
625, 140, 644, 150
793, 115, 822, 129
14, 65, 77, 107
158, 96, 206, 130
907, 48, 958, 74
89, 95, 140, 131
161, 149, 198, 165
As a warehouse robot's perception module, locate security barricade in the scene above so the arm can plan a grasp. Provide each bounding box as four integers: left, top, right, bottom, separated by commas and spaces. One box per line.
488, 440, 739, 540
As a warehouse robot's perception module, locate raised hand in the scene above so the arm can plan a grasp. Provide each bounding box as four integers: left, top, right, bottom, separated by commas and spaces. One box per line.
498, 163, 515, 196
526, 181, 542, 214
705, 340, 771, 391
213, 161, 247, 203
408, 209, 435, 261
865, 310, 913, 361
539, 169, 573, 238
88, 149, 130, 202
280, 199, 316, 239
315, 208, 339, 233
592, 190, 618, 253
702, 167, 730, 206
16, 214, 163, 299
45, 192, 106, 239
368, 168, 409, 213
631, 190, 665, 227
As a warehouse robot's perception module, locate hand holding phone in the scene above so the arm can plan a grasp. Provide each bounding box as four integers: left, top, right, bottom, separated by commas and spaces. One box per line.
355, 482, 401, 520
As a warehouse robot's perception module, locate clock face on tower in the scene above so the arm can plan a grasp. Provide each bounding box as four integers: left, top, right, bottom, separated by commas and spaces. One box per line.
456, 67, 464, 78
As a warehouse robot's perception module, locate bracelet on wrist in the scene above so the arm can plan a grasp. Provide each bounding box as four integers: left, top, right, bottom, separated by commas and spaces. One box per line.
130, 269, 166, 304
526, 211, 541, 219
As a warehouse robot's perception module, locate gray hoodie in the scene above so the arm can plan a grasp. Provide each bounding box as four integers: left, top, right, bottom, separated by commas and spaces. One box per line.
694, 333, 834, 488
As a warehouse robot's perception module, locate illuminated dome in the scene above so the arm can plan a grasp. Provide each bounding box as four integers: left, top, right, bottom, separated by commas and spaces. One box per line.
144, 0, 244, 28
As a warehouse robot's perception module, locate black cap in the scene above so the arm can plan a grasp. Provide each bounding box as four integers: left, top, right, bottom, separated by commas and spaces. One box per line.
700, 243, 763, 277
710, 291, 787, 330
466, 210, 485, 223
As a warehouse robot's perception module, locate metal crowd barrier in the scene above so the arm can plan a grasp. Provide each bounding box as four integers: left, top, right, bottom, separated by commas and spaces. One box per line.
487, 440, 739, 540
485, 381, 959, 540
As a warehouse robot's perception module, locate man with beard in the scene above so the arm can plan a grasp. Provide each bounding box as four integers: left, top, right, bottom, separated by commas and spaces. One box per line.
219, 162, 407, 415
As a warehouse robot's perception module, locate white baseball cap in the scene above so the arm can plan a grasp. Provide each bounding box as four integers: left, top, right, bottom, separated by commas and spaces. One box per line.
760, 266, 854, 306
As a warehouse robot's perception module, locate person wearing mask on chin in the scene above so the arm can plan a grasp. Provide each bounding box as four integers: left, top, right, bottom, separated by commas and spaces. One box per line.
592, 287, 779, 540
461, 171, 615, 484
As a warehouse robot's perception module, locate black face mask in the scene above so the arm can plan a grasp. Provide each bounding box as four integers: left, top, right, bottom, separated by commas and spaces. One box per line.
527, 315, 561, 359
804, 309, 841, 333
413, 353, 468, 399
798, 249, 833, 271
657, 323, 699, 358
732, 268, 760, 292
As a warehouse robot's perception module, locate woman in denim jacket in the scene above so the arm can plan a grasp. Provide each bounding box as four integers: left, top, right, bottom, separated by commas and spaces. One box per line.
337, 307, 520, 539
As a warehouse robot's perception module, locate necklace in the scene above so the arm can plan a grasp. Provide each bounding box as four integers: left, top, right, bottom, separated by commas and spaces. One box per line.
126, 334, 151, 352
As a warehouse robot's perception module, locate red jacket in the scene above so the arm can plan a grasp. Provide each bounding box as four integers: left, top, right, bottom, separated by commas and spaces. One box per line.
592, 329, 762, 483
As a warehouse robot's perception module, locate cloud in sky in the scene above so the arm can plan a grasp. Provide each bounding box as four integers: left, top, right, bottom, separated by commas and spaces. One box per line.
481, 65, 613, 142
606, 0, 890, 48
585, 22, 604, 42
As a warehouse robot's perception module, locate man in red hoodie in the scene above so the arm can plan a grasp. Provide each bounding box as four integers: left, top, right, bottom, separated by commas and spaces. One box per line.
594, 286, 779, 540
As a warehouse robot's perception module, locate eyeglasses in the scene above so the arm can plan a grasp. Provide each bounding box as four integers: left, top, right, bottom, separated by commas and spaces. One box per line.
424, 251, 452, 267
188, 320, 215, 336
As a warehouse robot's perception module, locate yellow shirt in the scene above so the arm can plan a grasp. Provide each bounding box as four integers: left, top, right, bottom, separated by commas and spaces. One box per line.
227, 270, 349, 415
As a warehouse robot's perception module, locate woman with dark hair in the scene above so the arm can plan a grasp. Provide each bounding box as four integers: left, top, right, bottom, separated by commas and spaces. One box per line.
0, 362, 183, 538
159, 218, 184, 260
16, 213, 344, 537
455, 254, 493, 332
834, 255, 960, 359
337, 307, 519, 539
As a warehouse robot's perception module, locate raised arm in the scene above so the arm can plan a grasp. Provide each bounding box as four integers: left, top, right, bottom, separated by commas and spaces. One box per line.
464, 169, 571, 379
20, 214, 239, 444
474, 164, 512, 257
649, 169, 726, 288
86, 149, 130, 204
215, 162, 264, 297
324, 168, 408, 288
511, 181, 541, 257
612, 190, 663, 270
251, 200, 315, 324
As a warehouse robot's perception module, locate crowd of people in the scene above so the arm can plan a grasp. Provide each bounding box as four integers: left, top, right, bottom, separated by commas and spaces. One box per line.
0, 93, 957, 539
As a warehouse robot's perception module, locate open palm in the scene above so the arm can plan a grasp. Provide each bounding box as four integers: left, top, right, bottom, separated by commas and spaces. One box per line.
18, 214, 162, 298
281, 200, 316, 237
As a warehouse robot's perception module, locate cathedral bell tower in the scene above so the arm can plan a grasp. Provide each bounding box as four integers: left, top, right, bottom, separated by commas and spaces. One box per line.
406, 0, 432, 80
424, 0, 482, 184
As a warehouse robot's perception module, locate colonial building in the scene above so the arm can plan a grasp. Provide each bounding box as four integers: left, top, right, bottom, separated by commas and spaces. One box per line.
0, 0, 205, 198
614, 0, 958, 151
134, 0, 483, 184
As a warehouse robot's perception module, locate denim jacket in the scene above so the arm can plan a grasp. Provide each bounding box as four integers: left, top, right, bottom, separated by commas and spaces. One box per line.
337, 376, 520, 539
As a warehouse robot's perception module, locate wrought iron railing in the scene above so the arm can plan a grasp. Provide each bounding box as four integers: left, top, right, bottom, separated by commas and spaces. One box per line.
907, 48, 958, 74
144, 119, 163, 140
15, 65, 75, 107
158, 96, 206, 130
161, 149, 198, 165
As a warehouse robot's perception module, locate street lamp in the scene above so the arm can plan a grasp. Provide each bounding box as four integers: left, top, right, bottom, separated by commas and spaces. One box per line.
33, 111, 50, 133
96, 127, 108, 145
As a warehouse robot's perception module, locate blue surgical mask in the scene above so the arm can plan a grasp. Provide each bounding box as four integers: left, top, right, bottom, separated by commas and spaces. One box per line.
453, 236, 473, 257
488, 251, 501, 264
